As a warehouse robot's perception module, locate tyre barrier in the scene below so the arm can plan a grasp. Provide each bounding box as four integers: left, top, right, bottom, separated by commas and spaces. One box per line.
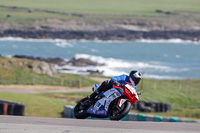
131, 101, 171, 112
0, 99, 24, 116
64, 105, 198, 123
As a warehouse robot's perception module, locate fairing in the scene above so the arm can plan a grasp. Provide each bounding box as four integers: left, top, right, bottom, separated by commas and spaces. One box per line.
87, 88, 122, 117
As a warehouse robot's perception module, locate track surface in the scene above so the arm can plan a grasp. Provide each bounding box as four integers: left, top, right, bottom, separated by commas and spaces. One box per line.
0, 116, 199, 133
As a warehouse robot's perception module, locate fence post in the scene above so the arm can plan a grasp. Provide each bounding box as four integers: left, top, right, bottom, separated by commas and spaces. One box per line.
78, 78, 82, 88
154, 83, 157, 89
16, 75, 18, 84
179, 84, 182, 90
69, 80, 72, 86
32, 77, 35, 85
61, 79, 64, 86
0, 76, 3, 84
48, 78, 52, 85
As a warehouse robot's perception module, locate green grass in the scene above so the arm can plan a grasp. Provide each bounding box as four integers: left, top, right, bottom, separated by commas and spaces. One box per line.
0, 78, 200, 119
0, 92, 72, 118
0, 0, 200, 14
138, 79, 200, 108
0, 6, 79, 25
0, 67, 97, 87
0, 57, 98, 87
0, 0, 200, 29
135, 79, 200, 119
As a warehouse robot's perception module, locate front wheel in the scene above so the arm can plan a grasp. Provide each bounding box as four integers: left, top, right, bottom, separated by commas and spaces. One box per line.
108, 100, 131, 121
74, 97, 91, 119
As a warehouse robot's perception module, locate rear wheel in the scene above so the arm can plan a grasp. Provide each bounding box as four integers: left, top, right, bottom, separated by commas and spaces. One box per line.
108, 100, 131, 121
74, 97, 91, 119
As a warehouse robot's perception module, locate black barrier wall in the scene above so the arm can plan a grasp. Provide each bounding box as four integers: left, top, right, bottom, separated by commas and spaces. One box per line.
132, 101, 171, 112
0, 99, 25, 116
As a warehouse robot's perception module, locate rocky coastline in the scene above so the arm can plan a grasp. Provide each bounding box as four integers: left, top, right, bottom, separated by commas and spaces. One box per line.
1, 28, 200, 41
13, 55, 104, 67
13, 55, 104, 75
1, 6, 200, 41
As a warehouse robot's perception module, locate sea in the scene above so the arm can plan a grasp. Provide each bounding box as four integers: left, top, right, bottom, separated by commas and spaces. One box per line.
0, 37, 200, 80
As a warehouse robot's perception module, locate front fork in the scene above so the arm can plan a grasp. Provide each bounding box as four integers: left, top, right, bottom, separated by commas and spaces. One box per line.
110, 98, 128, 116
118, 98, 128, 107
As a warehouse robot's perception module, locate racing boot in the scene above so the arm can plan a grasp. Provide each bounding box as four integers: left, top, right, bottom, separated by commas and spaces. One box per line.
87, 90, 99, 100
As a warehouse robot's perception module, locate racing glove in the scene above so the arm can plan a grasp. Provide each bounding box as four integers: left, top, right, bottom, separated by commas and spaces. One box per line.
113, 80, 124, 87
113, 80, 120, 86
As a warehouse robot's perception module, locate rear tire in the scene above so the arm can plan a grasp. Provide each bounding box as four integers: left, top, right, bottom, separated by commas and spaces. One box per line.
108, 100, 131, 121
74, 97, 90, 119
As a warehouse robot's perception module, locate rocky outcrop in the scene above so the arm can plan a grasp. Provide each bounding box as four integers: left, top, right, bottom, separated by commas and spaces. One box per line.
27, 61, 59, 77
67, 57, 104, 66
1, 29, 200, 41
14, 55, 67, 66
14, 55, 104, 67
0, 56, 59, 77
13, 55, 105, 75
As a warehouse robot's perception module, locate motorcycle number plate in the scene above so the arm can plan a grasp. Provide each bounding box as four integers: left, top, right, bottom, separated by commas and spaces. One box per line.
94, 101, 102, 110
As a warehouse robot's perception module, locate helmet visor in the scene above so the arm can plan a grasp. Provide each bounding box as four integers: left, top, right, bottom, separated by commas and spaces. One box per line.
129, 77, 135, 86
134, 78, 141, 86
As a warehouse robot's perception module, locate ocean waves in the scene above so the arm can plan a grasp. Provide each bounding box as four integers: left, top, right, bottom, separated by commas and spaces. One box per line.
138, 38, 200, 45
57, 54, 188, 79
1, 37, 200, 45
0, 37, 199, 79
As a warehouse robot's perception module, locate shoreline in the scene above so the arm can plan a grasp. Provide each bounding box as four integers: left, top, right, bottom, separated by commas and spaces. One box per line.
1, 35, 200, 44
1, 34, 200, 80
1, 29, 200, 42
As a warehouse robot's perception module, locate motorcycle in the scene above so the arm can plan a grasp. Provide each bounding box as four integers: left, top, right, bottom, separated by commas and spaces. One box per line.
74, 83, 140, 120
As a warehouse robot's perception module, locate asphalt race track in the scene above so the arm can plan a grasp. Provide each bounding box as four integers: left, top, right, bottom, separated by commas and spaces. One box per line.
0, 115, 199, 133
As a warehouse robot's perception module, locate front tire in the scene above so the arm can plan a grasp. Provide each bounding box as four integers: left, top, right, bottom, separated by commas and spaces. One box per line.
74, 97, 90, 119
108, 100, 131, 121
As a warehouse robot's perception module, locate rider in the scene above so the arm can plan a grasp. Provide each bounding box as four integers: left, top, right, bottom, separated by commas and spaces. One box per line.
88, 70, 142, 100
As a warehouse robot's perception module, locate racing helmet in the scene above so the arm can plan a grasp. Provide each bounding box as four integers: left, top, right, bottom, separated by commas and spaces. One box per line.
129, 70, 142, 86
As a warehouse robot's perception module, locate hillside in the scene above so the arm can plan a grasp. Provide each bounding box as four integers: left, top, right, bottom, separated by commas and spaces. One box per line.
0, 56, 97, 87
0, 0, 200, 41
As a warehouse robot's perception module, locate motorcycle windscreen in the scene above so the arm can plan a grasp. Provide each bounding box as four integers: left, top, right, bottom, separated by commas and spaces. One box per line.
87, 105, 108, 118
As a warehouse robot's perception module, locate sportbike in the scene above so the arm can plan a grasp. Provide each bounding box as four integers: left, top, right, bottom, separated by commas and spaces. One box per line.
74, 83, 140, 120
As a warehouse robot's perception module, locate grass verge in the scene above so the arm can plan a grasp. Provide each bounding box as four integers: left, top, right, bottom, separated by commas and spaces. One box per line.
0, 92, 73, 118
1, 78, 199, 119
